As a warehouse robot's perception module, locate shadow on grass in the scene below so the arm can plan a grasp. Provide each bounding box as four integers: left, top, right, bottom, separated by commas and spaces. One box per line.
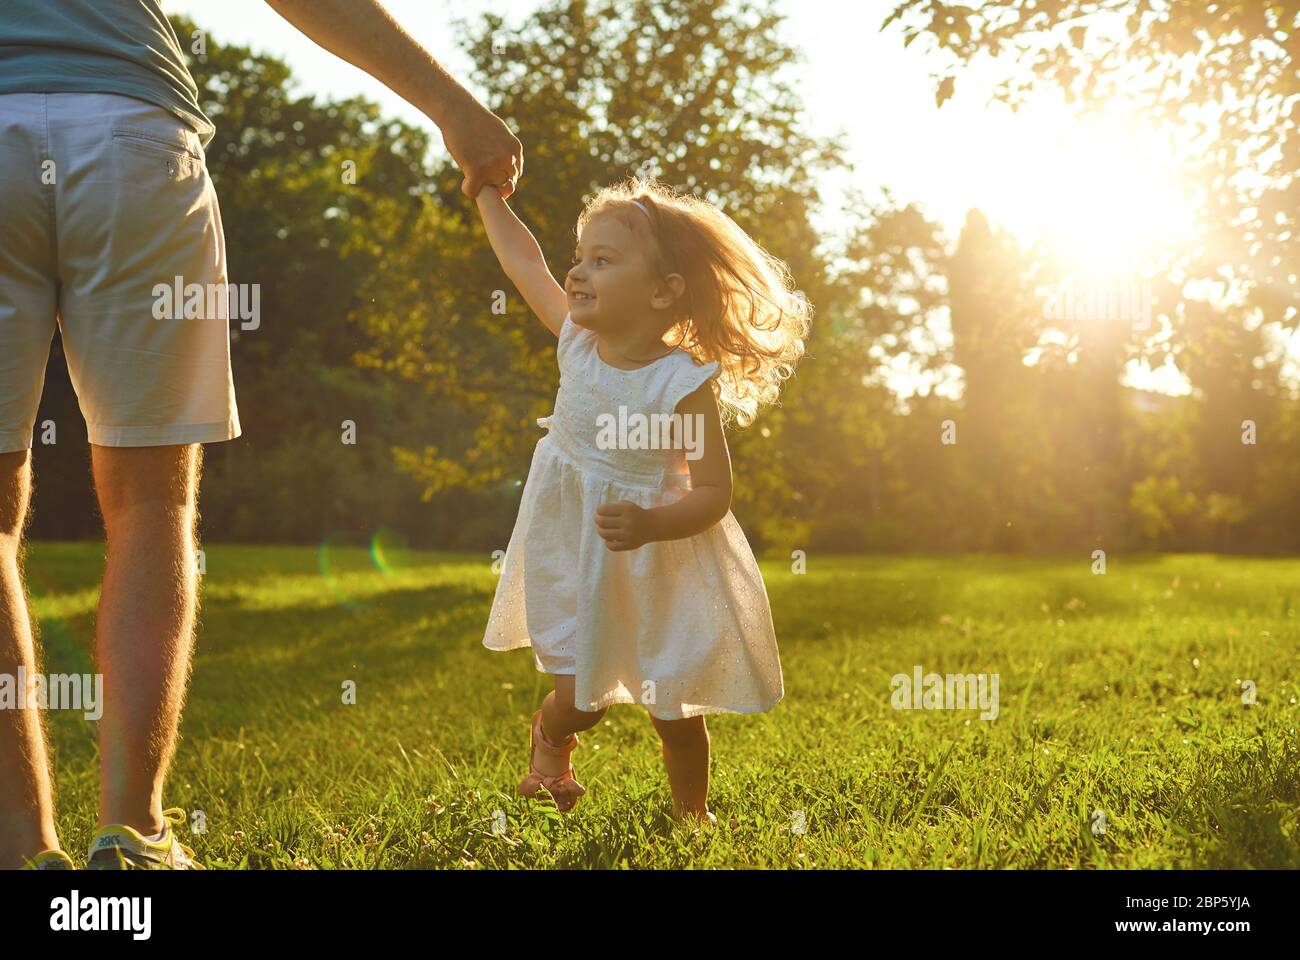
1184, 735, 1300, 868
183, 580, 491, 737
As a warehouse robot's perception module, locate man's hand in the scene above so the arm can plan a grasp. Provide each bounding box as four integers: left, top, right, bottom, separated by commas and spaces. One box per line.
441, 94, 523, 200
595, 501, 655, 551
263, 0, 523, 198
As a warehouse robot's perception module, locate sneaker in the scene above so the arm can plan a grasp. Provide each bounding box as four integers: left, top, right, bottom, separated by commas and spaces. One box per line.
22, 850, 76, 870
86, 808, 204, 870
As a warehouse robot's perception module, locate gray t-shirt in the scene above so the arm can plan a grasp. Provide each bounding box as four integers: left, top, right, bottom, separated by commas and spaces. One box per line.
0, 0, 214, 145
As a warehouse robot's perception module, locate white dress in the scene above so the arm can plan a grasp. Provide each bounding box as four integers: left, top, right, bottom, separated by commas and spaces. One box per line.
483, 313, 783, 720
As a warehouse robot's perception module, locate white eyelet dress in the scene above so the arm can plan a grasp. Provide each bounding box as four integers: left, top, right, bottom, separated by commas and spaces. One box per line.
483, 313, 783, 720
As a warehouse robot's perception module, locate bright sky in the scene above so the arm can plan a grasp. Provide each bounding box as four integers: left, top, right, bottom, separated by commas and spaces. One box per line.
165, 1, 1010, 228
163, 0, 1245, 399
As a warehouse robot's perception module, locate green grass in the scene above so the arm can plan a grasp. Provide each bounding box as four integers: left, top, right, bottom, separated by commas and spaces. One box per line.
24, 542, 1300, 869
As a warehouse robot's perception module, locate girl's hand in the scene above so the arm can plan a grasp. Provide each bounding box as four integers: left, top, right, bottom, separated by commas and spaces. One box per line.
595, 501, 655, 551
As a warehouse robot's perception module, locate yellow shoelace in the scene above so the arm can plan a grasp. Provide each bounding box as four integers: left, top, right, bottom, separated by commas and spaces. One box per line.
160, 807, 205, 868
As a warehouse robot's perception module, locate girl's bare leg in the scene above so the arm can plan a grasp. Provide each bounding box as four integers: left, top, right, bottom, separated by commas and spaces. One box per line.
649, 713, 710, 818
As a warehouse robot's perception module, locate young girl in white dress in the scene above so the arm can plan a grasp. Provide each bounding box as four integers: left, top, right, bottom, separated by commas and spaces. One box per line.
475, 176, 809, 825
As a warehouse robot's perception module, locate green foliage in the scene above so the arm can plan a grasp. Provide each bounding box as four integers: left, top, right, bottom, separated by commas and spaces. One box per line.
884, 0, 1300, 327
1131, 475, 1198, 546
355, 0, 842, 502
25, 3, 1300, 555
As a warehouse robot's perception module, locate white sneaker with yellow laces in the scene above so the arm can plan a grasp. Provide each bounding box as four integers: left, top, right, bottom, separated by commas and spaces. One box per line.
86, 808, 204, 870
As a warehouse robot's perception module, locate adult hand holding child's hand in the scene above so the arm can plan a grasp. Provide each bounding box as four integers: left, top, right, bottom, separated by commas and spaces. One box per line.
441, 90, 523, 200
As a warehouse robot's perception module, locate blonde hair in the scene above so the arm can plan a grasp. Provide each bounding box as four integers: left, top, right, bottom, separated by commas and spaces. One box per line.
575, 177, 811, 428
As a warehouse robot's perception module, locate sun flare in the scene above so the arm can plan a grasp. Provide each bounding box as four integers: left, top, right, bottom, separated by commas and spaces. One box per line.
982, 103, 1197, 280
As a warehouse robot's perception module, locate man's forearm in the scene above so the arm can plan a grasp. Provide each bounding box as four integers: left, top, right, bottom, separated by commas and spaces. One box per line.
264, 0, 471, 125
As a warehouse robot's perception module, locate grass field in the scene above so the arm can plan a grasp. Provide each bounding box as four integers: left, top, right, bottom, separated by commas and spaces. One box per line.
23, 541, 1300, 869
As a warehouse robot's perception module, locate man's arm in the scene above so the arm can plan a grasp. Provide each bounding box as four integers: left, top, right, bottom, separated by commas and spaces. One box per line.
264, 0, 522, 198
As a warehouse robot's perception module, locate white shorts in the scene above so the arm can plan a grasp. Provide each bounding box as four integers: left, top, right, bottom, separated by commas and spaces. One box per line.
0, 92, 240, 451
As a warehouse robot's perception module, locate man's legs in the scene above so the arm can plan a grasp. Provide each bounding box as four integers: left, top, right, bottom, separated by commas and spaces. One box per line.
0, 450, 60, 868
0, 91, 62, 868
91, 443, 201, 835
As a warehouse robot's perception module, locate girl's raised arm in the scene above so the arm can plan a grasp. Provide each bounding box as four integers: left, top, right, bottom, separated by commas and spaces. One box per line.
475, 186, 567, 337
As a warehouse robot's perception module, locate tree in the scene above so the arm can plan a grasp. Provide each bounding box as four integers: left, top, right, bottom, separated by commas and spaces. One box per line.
175, 16, 460, 543
884, 0, 1299, 329
356, 0, 844, 529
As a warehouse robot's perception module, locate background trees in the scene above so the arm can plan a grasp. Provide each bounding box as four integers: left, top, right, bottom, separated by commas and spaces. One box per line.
26, 0, 1300, 554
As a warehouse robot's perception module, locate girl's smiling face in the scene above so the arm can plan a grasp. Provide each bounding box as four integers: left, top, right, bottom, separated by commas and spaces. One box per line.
565, 213, 664, 333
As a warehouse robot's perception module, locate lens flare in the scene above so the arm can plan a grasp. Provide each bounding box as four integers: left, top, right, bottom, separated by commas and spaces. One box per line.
370, 527, 412, 575
317, 532, 372, 612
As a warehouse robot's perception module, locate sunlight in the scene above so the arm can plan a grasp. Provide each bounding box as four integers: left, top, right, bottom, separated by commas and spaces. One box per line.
982, 102, 1197, 280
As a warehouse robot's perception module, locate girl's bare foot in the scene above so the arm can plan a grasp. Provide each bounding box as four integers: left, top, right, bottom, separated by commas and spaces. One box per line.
672, 800, 717, 830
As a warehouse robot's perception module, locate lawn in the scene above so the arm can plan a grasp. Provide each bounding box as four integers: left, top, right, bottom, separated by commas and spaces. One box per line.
24, 542, 1300, 868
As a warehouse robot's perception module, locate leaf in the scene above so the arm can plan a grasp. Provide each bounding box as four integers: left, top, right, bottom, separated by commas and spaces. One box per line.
935, 75, 956, 107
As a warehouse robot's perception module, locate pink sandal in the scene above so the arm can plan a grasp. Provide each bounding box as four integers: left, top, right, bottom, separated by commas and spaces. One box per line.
517, 709, 586, 812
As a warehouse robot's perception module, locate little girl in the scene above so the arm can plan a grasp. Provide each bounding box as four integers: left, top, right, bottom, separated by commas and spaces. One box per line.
475, 176, 809, 825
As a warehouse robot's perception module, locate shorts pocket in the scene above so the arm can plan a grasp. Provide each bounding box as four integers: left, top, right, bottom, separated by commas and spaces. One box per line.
111, 128, 203, 181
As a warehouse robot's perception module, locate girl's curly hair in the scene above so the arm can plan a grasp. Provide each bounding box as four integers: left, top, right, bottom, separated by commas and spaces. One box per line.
575, 177, 811, 428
